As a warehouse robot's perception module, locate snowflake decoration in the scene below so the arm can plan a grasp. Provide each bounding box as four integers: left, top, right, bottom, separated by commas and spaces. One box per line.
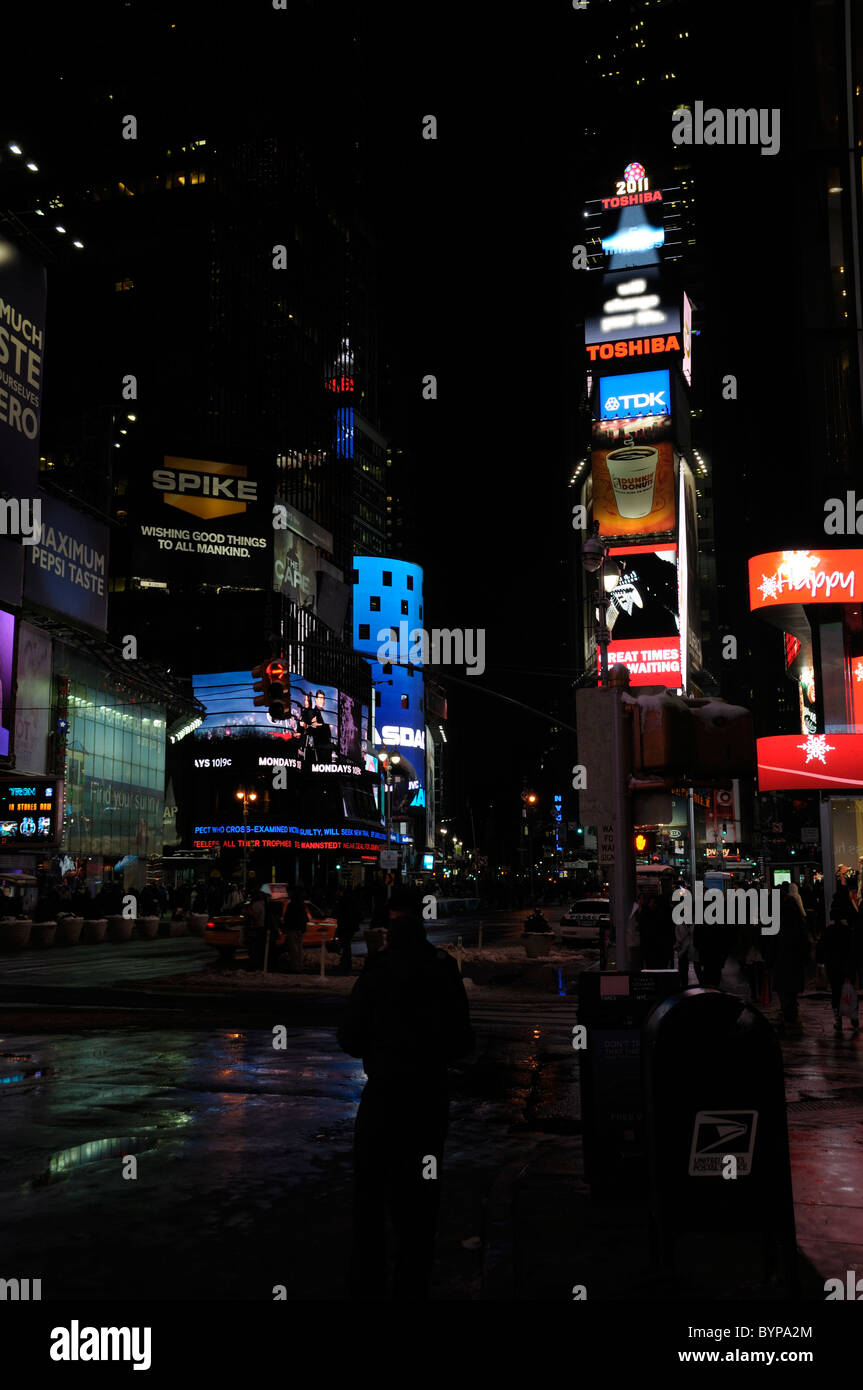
855, 662, 863, 684
759, 573, 780, 601
778, 550, 820, 591
797, 734, 836, 765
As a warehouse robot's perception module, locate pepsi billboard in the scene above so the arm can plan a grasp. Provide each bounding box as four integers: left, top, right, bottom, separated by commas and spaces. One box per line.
599, 369, 670, 421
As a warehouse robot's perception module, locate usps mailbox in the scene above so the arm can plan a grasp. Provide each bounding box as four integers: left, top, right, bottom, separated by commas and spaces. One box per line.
643, 988, 797, 1290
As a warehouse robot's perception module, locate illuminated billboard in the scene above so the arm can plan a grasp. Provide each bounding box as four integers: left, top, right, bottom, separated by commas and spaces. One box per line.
192, 671, 367, 778
599, 369, 670, 420
682, 292, 693, 386
599, 543, 681, 687
0, 234, 46, 496
133, 457, 269, 586
749, 550, 863, 613
591, 439, 676, 538
24, 493, 109, 632
757, 733, 863, 791
272, 503, 334, 612
585, 268, 681, 349
0, 608, 15, 759
0, 774, 60, 846
677, 459, 701, 686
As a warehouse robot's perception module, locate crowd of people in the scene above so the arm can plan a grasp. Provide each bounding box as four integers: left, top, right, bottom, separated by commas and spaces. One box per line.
622, 868, 863, 1038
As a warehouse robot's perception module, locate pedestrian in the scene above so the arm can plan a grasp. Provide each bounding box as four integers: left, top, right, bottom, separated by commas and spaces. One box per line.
337, 886, 475, 1300
336, 887, 359, 975
244, 888, 268, 971
640, 893, 674, 969
626, 890, 645, 971
765, 882, 810, 1037
281, 885, 307, 974
825, 872, 859, 1032
674, 912, 698, 989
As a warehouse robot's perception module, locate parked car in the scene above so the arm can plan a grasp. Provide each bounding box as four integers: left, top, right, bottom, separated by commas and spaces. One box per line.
556, 896, 610, 945
203, 899, 338, 962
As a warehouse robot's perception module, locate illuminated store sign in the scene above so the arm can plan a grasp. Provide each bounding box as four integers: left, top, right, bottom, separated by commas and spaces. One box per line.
0, 775, 60, 845
749, 550, 862, 612
599, 369, 670, 420
757, 733, 863, 791
192, 822, 407, 852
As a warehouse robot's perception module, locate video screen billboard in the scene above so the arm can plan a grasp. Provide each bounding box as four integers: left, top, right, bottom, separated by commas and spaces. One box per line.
749, 550, 863, 613
272, 503, 334, 612
585, 268, 681, 347
590, 439, 676, 538
0, 608, 15, 758
133, 457, 269, 587
0, 234, 46, 496
23, 493, 109, 631
0, 774, 60, 845
682, 292, 693, 385
599, 369, 670, 421
600, 544, 681, 687
192, 671, 364, 777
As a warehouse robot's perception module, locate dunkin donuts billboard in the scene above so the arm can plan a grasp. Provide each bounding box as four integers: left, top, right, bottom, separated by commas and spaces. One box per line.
590, 436, 676, 538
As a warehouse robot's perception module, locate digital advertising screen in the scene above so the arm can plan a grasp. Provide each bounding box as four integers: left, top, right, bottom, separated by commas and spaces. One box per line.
272, 503, 334, 612
601, 544, 681, 687
749, 550, 863, 613
0, 608, 15, 759
0, 234, 46, 496
0, 774, 60, 846
682, 291, 693, 385
590, 439, 676, 538
599, 369, 670, 421
24, 493, 109, 632
192, 670, 365, 777
585, 268, 681, 348
133, 457, 269, 587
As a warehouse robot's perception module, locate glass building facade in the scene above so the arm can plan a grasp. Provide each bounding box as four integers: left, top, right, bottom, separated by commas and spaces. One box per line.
60, 646, 166, 865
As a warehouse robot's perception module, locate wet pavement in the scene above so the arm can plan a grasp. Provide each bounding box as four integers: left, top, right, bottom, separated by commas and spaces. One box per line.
0, 968, 859, 1300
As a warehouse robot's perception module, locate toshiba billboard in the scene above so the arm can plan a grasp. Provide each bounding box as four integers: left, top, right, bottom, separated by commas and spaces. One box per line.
132, 456, 269, 585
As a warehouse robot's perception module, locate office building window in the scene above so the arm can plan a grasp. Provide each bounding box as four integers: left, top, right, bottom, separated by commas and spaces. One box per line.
358, 624, 370, 640
406, 575, 414, 591
401, 600, 409, 615
369, 596, 380, 611
401, 694, 409, 709
382, 571, 392, 586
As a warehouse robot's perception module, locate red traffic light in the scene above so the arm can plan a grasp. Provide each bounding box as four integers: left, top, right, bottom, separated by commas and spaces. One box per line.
267, 660, 288, 682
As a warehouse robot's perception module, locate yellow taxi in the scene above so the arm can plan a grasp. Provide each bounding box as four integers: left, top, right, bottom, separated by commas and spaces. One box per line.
203, 895, 338, 961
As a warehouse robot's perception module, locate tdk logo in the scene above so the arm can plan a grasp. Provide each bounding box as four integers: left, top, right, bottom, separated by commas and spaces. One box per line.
600, 369, 670, 421
152, 457, 258, 521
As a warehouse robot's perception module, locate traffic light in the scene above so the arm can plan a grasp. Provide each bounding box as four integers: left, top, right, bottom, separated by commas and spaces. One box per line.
522, 790, 539, 807
634, 830, 655, 855
251, 658, 289, 720
266, 659, 289, 720
252, 661, 269, 707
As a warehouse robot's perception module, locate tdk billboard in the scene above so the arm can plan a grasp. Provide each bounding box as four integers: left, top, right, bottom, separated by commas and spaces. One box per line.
599, 369, 670, 420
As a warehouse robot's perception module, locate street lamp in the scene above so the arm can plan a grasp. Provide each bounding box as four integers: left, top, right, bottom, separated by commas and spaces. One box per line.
582, 523, 621, 687
381, 753, 400, 897
235, 789, 258, 896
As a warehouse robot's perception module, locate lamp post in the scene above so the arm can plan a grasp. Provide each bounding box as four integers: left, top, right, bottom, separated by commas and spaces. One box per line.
582, 523, 621, 687
382, 753, 400, 898
235, 789, 258, 896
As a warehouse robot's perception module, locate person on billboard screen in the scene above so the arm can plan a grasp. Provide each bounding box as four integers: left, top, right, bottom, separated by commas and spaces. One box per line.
310, 689, 334, 763
607, 550, 679, 641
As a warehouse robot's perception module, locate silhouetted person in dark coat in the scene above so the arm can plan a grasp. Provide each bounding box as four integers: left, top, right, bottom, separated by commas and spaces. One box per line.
338, 887, 475, 1300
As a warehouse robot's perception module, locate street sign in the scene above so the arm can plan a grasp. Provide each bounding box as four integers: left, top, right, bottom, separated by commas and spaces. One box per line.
599, 823, 615, 865
379, 850, 399, 869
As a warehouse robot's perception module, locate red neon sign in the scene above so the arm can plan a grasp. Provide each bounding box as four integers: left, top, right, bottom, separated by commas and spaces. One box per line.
749, 550, 863, 612
757, 733, 863, 790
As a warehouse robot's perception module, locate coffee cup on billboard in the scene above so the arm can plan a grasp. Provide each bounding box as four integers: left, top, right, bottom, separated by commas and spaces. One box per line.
605, 445, 659, 520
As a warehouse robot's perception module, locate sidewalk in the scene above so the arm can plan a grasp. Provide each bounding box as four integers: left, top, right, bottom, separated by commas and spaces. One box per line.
480, 988, 863, 1301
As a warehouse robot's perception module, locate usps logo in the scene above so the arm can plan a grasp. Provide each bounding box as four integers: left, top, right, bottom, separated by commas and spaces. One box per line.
688, 1109, 758, 1176
599, 369, 670, 420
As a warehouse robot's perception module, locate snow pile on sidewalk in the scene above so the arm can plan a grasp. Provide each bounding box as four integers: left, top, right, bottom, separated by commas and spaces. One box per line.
139, 969, 357, 994
439, 943, 590, 967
